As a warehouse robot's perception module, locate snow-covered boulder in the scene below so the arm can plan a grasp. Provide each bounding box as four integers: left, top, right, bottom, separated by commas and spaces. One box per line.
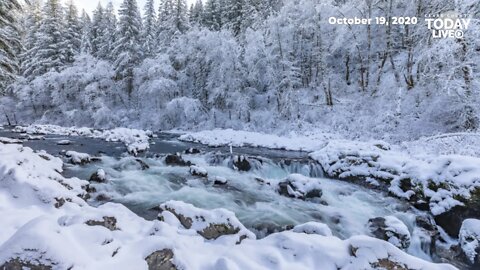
277, 174, 322, 200
164, 153, 191, 166
367, 216, 411, 249
158, 200, 255, 244
89, 169, 107, 183
57, 139, 72, 145
145, 249, 176, 270
189, 165, 208, 177
459, 219, 480, 266
212, 176, 228, 186
231, 155, 251, 171
293, 222, 332, 236
184, 147, 201, 154
65, 150, 91, 165
85, 216, 118, 231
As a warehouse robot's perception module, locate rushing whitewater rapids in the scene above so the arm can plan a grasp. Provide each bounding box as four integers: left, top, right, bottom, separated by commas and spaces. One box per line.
0, 127, 464, 267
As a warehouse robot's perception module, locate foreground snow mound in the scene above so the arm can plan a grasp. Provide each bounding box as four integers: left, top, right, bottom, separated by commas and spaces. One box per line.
159, 200, 255, 245
292, 222, 332, 236
179, 129, 335, 151
0, 143, 457, 269
310, 140, 480, 218
15, 124, 152, 155
459, 219, 480, 265
0, 143, 88, 209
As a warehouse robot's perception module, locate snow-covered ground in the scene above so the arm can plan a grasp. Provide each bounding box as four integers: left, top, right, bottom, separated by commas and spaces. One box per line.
0, 142, 459, 269
179, 129, 338, 151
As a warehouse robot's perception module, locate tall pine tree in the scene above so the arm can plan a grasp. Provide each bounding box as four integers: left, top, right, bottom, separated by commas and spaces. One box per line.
172, 0, 189, 33
64, 0, 82, 63
80, 10, 92, 54
189, 0, 204, 26
90, 3, 105, 57
98, 2, 117, 60
23, 0, 66, 79
112, 0, 143, 96
0, 0, 23, 92
142, 0, 157, 57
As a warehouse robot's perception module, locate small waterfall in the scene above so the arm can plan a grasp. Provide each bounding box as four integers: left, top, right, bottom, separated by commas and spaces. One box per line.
277, 159, 325, 178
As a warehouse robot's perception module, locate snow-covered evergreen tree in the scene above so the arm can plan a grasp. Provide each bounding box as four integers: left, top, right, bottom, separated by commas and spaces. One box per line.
64, 0, 82, 63
223, 0, 244, 36
203, 0, 222, 31
157, 0, 174, 48
142, 0, 157, 56
189, 0, 204, 26
20, 0, 42, 80
23, 0, 66, 79
157, 0, 188, 48
90, 3, 105, 57
112, 0, 143, 96
80, 10, 92, 54
0, 0, 23, 92
172, 0, 189, 33
98, 2, 117, 60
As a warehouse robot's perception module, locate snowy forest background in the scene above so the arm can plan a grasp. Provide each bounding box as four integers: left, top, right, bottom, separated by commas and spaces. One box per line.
1, 0, 479, 142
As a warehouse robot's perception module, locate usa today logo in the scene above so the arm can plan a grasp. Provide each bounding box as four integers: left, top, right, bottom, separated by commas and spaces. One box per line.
425, 12, 471, 39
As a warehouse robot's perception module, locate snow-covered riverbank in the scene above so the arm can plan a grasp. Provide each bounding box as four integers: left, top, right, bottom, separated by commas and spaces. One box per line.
0, 142, 460, 269
2, 125, 480, 268
14, 125, 153, 155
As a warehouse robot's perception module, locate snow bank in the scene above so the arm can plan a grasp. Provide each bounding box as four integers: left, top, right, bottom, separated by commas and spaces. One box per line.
99, 128, 151, 155
179, 129, 336, 151
0, 137, 22, 144
310, 140, 480, 216
15, 124, 152, 155
15, 124, 97, 137
402, 133, 480, 157
459, 219, 480, 264
0, 142, 457, 270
